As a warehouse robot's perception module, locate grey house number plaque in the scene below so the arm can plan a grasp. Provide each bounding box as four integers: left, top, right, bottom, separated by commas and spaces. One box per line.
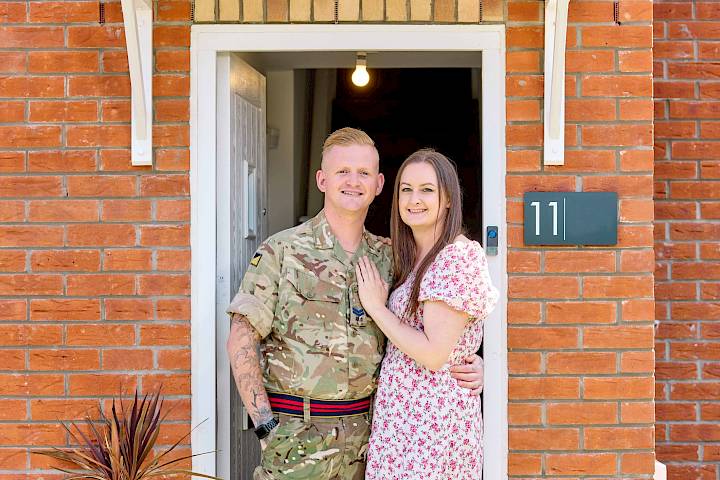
523, 192, 618, 246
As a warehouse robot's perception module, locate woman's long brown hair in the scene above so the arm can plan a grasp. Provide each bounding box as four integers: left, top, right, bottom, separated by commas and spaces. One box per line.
391, 149, 464, 318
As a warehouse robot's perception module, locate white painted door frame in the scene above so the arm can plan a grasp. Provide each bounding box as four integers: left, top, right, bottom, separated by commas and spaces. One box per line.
190, 24, 508, 479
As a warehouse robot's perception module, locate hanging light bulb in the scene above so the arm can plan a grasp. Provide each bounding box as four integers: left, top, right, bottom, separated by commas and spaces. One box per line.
352, 52, 369, 87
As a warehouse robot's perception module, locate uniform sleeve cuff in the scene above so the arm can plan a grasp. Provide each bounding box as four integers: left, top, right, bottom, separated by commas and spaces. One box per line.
226, 292, 273, 338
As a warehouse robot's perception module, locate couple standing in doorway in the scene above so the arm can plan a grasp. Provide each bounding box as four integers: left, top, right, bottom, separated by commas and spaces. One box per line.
226, 127, 499, 480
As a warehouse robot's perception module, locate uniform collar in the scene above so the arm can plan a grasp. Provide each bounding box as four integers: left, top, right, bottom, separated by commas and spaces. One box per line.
310, 210, 335, 250
311, 209, 381, 257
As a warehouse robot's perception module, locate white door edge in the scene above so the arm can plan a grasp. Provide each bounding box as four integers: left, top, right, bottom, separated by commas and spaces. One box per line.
190, 24, 508, 480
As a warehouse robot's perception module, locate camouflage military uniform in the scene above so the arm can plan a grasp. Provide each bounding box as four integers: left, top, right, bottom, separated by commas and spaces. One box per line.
227, 210, 393, 480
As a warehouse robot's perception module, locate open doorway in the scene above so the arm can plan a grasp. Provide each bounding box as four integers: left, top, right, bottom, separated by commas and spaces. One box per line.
267, 68, 484, 242
190, 24, 508, 480
331, 68, 483, 240
261, 64, 484, 241
226, 59, 490, 480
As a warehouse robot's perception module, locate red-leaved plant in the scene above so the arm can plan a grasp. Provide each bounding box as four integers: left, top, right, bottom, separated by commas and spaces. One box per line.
36, 389, 220, 480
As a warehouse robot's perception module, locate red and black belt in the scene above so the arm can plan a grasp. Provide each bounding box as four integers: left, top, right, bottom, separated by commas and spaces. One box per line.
268, 392, 371, 417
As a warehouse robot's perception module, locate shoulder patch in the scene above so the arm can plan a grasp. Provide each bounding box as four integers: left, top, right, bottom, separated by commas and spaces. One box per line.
250, 252, 262, 267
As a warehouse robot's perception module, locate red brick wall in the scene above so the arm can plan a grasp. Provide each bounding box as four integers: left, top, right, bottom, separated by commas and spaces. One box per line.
506, 0, 656, 477
654, 1, 720, 479
0, 0, 192, 473
0, 0, 658, 478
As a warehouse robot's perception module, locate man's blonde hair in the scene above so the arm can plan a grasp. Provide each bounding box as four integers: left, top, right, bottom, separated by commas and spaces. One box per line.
322, 127, 375, 155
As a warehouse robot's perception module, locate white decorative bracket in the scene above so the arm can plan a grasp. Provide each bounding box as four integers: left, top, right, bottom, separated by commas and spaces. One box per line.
544, 0, 570, 165
121, 0, 153, 166
655, 461, 667, 480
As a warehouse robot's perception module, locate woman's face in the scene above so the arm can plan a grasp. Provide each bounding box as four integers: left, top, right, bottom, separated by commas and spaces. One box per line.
398, 162, 447, 231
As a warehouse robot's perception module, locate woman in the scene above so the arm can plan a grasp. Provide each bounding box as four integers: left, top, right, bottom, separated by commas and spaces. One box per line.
356, 149, 498, 479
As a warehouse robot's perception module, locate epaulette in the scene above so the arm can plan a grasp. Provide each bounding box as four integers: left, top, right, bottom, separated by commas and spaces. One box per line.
366, 231, 392, 255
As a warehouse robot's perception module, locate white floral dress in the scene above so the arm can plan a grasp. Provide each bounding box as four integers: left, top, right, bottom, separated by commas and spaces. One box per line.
365, 241, 499, 480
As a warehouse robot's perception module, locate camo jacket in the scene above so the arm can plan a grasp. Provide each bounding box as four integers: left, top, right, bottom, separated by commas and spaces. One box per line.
227, 210, 393, 400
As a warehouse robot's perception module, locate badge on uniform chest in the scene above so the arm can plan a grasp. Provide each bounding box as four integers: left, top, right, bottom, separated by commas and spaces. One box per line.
352, 306, 365, 322
348, 286, 367, 327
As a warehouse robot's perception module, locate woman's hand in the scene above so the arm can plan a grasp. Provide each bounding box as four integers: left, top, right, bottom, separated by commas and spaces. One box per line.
356, 256, 389, 317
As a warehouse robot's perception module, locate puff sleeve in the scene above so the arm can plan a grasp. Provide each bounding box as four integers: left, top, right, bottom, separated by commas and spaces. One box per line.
418, 242, 499, 322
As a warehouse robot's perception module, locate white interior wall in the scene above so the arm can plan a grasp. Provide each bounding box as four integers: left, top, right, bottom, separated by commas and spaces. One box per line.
306, 69, 336, 217
293, 70, 309, 222
266, 71, 296, 234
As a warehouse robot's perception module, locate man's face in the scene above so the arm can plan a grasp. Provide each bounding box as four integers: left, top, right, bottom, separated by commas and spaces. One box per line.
316, 144, 385, 215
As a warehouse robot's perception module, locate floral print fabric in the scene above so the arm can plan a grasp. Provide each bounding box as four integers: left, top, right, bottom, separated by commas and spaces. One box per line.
365, 241, 499, 480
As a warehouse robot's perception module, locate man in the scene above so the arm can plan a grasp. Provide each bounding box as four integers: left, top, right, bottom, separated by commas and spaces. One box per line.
227, 128, 484, 480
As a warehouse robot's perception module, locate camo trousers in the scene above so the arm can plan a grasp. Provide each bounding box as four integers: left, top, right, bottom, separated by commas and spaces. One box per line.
253, 413, 371, 480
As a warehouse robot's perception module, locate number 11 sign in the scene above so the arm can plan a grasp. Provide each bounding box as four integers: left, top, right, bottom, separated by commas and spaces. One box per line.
523, 192, 618, 246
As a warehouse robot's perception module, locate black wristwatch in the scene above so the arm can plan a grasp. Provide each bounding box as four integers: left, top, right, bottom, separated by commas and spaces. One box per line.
254, 417, 279, 440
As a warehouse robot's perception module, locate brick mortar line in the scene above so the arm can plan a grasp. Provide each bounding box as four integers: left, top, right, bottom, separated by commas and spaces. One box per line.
0, 220, 191, 224
509, 371, 655, 376
510, 325, 655, 328
0, 348, 191, 352
0, 318, 190, 323
505, 448, 657, 453
509, 348, 656, 352
511, 398, 653, 402
0, 294, 189, 299
506, 120, 656, 125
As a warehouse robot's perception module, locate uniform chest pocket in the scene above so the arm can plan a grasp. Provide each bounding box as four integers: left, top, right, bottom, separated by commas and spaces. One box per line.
293, 270, 344, 303
282, 269, 344, 352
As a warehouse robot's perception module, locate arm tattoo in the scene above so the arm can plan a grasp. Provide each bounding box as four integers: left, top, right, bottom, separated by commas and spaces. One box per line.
227, 315, 274, 426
